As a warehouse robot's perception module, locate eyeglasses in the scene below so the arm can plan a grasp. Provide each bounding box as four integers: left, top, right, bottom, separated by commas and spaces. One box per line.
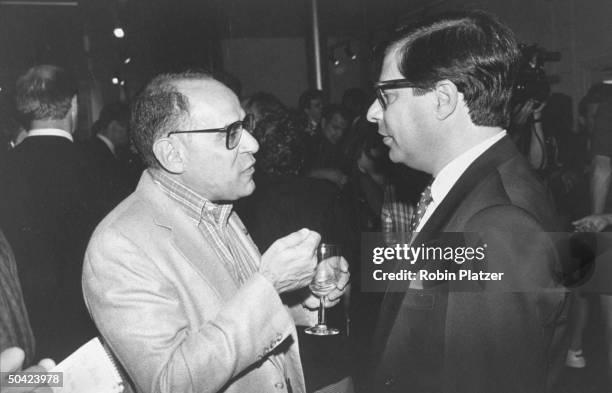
167, 113, 255, 150
374, 79, 418, 110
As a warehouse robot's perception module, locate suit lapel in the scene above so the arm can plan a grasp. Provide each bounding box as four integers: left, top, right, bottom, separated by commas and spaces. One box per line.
138, 172, 240, 297
373, 136, 520, 362
170, 221, 240, 297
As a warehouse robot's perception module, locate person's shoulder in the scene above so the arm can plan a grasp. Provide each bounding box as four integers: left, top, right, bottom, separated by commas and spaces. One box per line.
476, 165, 556, 229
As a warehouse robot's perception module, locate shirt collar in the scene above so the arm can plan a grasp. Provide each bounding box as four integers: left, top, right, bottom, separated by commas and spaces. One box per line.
96, 134, 116, 155
430, 131, 506, 205
148, 168, 232, 226
27, 128, 73, 142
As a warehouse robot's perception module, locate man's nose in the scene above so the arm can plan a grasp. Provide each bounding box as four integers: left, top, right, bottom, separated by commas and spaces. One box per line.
239, 130, 259, 154
366, 99, 382, 123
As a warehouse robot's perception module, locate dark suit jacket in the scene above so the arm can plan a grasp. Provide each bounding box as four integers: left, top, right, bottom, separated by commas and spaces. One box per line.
0, 135, 98, 360
371, 137, 567, 393
81, 137, 134, 213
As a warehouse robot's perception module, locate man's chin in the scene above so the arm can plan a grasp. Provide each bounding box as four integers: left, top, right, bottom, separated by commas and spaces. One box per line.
241, 179, 256, 197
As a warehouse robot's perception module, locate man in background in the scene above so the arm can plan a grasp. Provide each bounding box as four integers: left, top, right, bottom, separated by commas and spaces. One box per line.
0, 65, 97, 360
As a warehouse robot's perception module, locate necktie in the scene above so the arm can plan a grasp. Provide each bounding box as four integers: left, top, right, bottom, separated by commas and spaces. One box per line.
409, 184, 433, 234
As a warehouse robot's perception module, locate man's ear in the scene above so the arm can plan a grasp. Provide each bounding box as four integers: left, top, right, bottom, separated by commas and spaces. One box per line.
152, 138, 186, 174
68, 95, 78, 132
70, 95, 78, 116
433, 80, 459, 120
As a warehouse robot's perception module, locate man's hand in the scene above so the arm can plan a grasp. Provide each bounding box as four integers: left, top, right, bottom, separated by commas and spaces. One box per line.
260, 228, 320, 293
573, 214, 612, 232
303, 256, 350, 309
1, 347, 56, 393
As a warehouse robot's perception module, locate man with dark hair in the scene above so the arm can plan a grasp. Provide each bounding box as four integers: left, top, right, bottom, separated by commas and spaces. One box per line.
82, 71, 349, 393
90, 102, 130, 155
298, 88, 324, 136
0, 65, 97, 360
366, 11, 566, 392
84, 102, 133, 211
304, 105, 351, 188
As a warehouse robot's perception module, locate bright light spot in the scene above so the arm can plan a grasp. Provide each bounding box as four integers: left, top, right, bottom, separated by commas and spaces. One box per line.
113, 28, 125, 38
112, 77, 119, 85
123, 57, 131, 64
120, 80, 125, 86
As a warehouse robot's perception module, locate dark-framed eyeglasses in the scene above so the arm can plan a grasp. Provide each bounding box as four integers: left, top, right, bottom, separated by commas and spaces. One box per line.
374, 79, 418, 110
166, 113, 255, 150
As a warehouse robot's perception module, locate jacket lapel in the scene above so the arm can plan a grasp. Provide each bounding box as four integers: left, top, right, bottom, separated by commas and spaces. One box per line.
373, 136, 520, 362
137, 172, 240, 297
170, 220, 239, 297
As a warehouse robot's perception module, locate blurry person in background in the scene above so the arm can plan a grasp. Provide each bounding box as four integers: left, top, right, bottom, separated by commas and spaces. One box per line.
298, 88, 324, 137
305, 105, 351, 188
88, 102, 130, 158
83, 102, 134, 213
242, 91, 286, 126
568, 82, 612, 386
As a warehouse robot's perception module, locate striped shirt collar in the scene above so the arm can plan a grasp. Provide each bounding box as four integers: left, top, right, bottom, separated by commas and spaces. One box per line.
148, 168, 232, 227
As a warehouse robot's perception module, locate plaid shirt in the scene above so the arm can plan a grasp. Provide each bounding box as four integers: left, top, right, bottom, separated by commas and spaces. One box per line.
149, 169, 258, 285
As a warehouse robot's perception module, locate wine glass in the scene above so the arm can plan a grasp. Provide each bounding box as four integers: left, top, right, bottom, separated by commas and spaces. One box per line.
305, 243, 341, 336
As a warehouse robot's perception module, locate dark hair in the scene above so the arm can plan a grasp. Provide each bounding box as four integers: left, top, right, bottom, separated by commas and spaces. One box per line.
253, 108, 308, 176
15, 65, 78, 124
242, 92, 286, 119
322, 104, 350, 123
94, 102, 130, 135
298, 89, 323, 111
388, 10, 520, 128
130, 71, 211, 168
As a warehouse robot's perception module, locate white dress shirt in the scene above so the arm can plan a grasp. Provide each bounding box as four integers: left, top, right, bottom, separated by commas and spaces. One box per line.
27, 128, 74, 142
415, 131, 507, 232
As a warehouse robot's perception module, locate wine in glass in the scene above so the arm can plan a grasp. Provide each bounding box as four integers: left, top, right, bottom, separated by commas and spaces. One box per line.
305, 243, 341, 336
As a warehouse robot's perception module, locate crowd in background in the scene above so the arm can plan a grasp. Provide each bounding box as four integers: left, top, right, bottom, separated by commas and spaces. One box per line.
1, 61, 612, 392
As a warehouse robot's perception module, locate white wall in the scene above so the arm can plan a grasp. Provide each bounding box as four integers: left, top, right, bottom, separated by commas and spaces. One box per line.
222, 37, 308, 107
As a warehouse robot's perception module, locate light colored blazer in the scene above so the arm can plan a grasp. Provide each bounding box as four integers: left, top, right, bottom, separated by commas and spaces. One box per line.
82, 171, 307, 393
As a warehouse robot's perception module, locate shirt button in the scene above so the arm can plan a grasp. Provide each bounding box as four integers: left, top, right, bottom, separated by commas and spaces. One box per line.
274, 382, 284, 389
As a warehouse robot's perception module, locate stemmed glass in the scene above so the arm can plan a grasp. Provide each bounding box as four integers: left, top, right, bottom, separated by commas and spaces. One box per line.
305, 243, 341, 336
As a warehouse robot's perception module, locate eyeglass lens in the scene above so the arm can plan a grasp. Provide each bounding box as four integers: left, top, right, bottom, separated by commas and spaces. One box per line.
376, 89, 388, 110
227, 114, 255, 149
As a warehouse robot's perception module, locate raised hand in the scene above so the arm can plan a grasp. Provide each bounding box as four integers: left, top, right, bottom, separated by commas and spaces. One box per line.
260, 228, 321, 293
